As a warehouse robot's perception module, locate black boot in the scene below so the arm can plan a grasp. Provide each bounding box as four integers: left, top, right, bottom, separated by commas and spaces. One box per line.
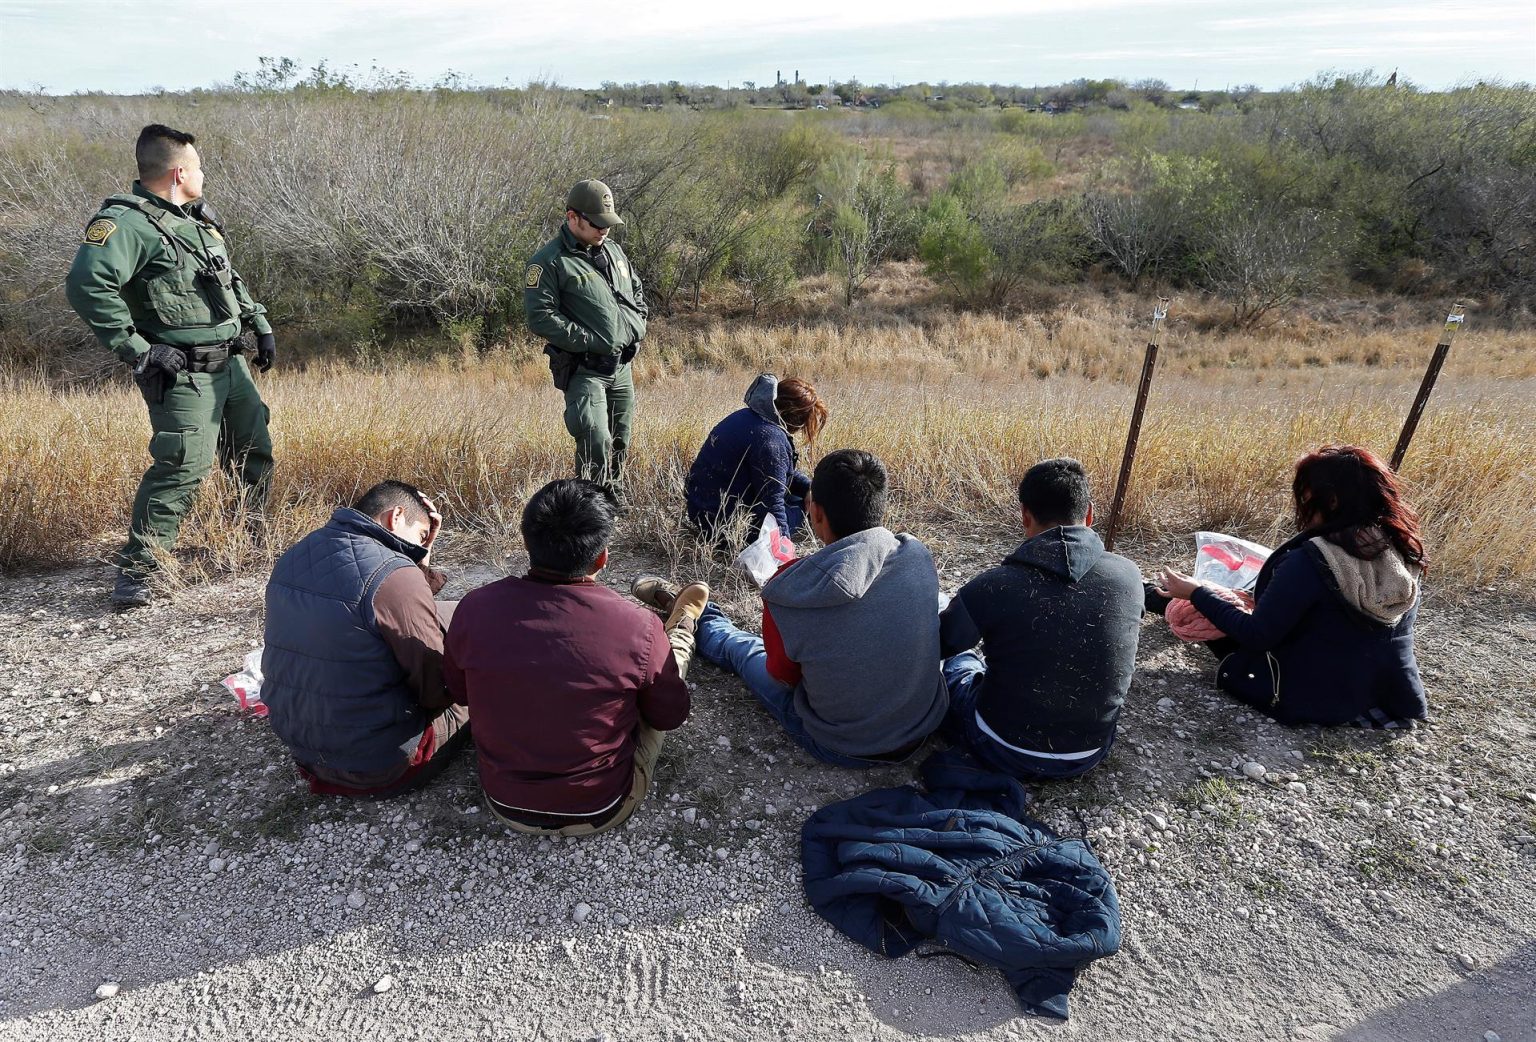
111, 570, 153, 609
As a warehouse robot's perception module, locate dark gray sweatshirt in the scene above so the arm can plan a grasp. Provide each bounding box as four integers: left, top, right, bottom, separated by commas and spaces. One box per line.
763, 527, 948, 756
940, 525, 1144, 755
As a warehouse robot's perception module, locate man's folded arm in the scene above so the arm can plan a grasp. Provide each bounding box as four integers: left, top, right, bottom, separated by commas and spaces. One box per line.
637, 620, 690, 730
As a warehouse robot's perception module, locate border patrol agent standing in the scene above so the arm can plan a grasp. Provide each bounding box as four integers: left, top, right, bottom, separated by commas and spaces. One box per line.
65, 124, 277, 608
524, 179, 647, 490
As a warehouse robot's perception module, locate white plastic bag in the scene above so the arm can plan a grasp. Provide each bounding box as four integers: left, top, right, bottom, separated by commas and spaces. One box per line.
1192, 532, 1272, 592
221, 648, 268, 717
732, 514, 798, 588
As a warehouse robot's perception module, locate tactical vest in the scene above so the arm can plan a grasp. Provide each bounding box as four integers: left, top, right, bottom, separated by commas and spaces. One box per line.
101, 194, 245, 358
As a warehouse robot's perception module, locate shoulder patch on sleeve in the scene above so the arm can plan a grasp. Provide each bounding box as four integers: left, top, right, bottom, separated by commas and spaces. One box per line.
82, 218, 118, 246
525, 264, 543, 288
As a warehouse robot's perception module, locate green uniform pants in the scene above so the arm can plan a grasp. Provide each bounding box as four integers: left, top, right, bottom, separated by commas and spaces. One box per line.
121, 355, 273, 575
563, 361, 635, 486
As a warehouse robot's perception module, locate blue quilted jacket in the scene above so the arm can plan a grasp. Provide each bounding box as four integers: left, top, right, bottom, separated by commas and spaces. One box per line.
801, 752, 1121, 1019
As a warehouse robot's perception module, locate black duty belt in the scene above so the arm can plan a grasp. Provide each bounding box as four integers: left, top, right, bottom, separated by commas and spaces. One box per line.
578, 351, 621, 376
178, 338, 240, 373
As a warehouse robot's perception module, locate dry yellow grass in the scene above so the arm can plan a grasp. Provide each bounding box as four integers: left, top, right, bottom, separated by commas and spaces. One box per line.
2, 308, 1533, 593
652, 272, 1536, 384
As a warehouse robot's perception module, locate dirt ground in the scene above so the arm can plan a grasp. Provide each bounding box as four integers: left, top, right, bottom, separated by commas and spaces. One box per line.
0, 537, 1533, 1042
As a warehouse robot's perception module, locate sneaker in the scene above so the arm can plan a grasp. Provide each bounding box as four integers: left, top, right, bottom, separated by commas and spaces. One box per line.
111, 570, 153, 609
664, 582, 710, 631
631, 575, 679, 614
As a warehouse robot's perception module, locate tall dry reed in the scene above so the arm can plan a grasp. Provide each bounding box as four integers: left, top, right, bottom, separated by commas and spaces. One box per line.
2, 342, 1532, 591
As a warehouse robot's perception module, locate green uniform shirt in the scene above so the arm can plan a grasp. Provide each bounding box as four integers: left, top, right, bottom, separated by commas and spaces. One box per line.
64, 182, 272, 365
523, 225, 647, 357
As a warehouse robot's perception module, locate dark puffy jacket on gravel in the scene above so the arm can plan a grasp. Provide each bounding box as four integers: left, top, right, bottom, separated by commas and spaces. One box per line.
801, 751, 1121, 1020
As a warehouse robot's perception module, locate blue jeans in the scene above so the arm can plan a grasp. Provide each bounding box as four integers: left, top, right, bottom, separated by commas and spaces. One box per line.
695, 604, 893, 769
941, 651, 1113, 781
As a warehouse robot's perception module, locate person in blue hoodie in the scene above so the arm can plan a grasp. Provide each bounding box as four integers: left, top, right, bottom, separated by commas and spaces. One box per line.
688, 449, 948, 767
939, 459, 1145, 780
684, 374, 828, 545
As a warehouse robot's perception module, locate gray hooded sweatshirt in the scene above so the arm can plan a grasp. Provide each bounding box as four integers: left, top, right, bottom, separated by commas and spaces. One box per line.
762, 527, 948, 757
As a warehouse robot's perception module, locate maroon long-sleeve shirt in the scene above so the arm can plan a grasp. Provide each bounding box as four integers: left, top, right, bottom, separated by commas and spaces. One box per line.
443, 573, 690, 816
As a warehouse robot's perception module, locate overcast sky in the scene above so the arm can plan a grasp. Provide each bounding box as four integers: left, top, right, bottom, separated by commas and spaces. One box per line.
2, 0, 1532, 94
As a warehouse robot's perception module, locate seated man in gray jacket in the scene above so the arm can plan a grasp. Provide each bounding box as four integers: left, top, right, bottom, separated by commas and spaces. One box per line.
939, 459, 1144, 780
692, 449, 947, 767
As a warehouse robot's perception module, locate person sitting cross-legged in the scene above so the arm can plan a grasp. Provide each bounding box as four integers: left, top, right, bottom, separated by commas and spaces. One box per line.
939, 459, 1144, 780
263, 480, 470, 797
685, 449, 947, 768
1152, 444, 1428, 729
444, 479, 707, 836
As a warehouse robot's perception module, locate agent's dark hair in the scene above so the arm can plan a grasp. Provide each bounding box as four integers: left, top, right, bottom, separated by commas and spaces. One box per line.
775, 378, 829, 444
1293, 444, 1427, 569
520, 479, 618, 578
810, 449, 886, 539
1017, 458, 1092, 527
354, 480, 429, 524
135, 124, 197, 181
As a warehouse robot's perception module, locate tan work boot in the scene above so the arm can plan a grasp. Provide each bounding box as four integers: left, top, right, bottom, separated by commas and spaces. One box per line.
664, 582, 710, 631
631, 574, 680, 614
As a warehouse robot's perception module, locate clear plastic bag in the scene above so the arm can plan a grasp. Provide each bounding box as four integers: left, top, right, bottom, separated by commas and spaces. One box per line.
1192, 532, 1272, 592
221, 648, 268, 717
732, 514, 798, 588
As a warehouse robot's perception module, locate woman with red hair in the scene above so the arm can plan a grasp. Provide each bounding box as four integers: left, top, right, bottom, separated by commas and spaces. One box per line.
1155, 445, 1429, 727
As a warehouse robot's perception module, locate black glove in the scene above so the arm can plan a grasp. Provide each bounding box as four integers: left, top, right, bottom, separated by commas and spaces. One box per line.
254, 332, 276, 372
133, 344, 185, 404
583, 351, 619, 377
135, 343, 185, 379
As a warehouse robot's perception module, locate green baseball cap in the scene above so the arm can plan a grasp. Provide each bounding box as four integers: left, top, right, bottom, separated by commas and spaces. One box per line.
566, 178, 624, 228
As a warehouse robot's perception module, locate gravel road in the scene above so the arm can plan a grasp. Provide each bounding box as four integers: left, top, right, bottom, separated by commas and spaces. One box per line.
1, 545, 1533, 1042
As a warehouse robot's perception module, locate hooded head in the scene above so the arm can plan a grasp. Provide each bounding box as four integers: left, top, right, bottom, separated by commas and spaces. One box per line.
743, 374, 783, 425
743, 373, 829, 443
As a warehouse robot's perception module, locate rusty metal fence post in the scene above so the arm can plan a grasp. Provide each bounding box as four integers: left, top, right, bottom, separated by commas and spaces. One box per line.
1104, 298, 1171, 552
1390, 303, 1467, 471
